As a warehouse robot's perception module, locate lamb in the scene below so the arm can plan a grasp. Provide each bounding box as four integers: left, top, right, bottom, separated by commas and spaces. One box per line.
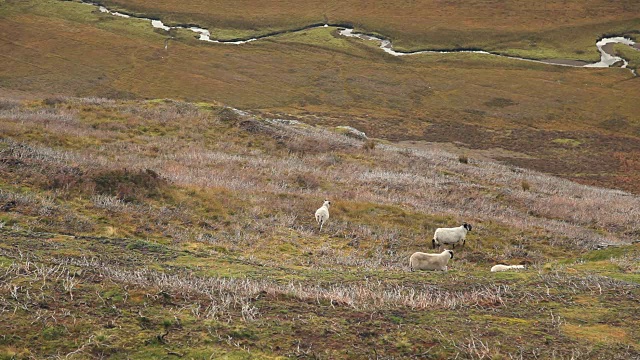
491, 264, 525, 272
314, 200, 330, 231
432, 223, 472, 249
409, 249, 454, 271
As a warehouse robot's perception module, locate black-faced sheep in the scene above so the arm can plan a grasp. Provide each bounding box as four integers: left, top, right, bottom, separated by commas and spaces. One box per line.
432, 223, 472, 249
409, 249, 454, 271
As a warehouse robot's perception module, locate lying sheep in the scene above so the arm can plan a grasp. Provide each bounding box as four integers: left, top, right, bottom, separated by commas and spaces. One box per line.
314, 200, 330, 231
432, 223, 472, 249
491, 264, 525, 272
409, 249, 454, 271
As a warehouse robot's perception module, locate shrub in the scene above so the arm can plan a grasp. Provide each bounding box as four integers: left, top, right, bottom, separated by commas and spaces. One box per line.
293, 173, 320, 189
0, 99, 20, 110
46, 166, 84, 192
398, 148, 413, 157
43, 97, 66, 106
284, 137, 333, 156
362, 140, 376, 151
126, 239, 168, 254
218, 107, 242, 123
239, 119, 270, 134
92, 168, 167, 203
484, 97, 517, 108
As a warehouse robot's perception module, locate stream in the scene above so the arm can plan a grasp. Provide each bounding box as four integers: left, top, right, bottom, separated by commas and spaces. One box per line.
86, 1, 637, 74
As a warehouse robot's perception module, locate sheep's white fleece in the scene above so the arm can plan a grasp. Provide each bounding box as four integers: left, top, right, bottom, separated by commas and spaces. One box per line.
409, 250, 454, 271
490, 264, 525, 272
314, 200, 330, 231
433, 223, 471, 249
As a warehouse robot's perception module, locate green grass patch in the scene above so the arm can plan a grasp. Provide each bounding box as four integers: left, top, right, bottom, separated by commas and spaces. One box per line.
580, 246, 632, 262
126, 239, 169, 254
613, 43, 640, 72
562, 324, 629, 345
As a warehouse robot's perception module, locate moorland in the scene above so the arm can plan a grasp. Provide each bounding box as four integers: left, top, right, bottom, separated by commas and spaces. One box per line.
1, 0, 640, 192
1, 0, 639, 358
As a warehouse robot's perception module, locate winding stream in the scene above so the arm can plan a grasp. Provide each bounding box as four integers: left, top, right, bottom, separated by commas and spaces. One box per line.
87, 1, 637, 74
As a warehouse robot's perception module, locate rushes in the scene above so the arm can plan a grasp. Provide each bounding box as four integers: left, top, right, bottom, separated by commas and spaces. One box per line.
610, 255, 640, 273
91, 194, 129, 211
95, 263, 511, 311
1, 256, 514, 319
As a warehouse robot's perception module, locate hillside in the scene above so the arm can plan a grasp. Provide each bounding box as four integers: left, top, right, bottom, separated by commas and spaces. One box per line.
1, 0, 640, 358
1, 0, 640, 193
1, 97, 639, 358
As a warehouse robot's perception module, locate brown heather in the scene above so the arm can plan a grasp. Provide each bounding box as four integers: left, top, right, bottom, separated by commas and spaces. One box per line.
1, 98, 637, 250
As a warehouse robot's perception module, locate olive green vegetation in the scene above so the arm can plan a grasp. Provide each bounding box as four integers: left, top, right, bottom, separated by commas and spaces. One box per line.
0, 98, 639, 359
613, 43, 640, 72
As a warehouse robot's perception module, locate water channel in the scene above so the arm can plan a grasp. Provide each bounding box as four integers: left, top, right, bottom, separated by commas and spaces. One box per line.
86, 1, 638, 75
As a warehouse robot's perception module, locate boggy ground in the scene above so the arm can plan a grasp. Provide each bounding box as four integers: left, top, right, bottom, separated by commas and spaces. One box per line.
82, 0, 640, 60
1, 98, 639, 359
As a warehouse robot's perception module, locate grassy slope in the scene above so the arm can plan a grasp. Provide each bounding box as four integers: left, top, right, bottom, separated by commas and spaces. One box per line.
1, 0, 640, 193
0, 98, 639, 359
94, 0, 640, 60
614, 42, 640, 72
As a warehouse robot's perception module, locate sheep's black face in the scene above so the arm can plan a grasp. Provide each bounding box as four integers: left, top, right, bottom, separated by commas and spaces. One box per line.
463, 223, 472, 231
448, 250, 454, 259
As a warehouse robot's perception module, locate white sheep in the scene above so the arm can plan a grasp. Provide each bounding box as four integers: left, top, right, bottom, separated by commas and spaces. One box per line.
432, 223, 472, 249
409, 249, 454, 271
490, 264, 525, 272
314, 200, 330, 231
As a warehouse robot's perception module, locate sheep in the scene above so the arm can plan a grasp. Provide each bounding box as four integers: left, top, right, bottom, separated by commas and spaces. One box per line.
432, 223, 472, 249
409, 249, 454, 271
314, 200, 330, 231
491, 264, 525, 272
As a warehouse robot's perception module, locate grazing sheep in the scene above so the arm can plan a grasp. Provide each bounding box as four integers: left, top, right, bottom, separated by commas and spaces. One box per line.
409, 249, 454, 271
491, 264, 525, 272
432, 223, 472, 249
314, 200, 330, 231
